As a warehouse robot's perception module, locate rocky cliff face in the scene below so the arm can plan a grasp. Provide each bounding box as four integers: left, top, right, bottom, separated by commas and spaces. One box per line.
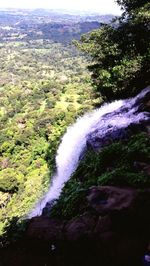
26, 187, 150, 266
87, 87, 150, 150
0, 87, 150, 266
1, 186, 150, 266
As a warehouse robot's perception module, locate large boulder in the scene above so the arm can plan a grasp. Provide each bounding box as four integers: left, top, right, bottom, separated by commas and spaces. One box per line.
24, 186, 150, 265
87, 186, 138, 214
26, 217, 64, 242
64, 213, 96, 241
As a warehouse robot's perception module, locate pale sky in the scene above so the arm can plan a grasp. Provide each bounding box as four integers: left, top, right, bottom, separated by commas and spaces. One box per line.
0, 0, 122, 14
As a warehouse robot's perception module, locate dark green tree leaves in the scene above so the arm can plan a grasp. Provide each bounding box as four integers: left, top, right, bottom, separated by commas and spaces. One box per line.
76, 0, 150, 100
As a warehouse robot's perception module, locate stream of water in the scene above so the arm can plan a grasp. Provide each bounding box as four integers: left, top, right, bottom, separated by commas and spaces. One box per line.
29, 87, 149, 218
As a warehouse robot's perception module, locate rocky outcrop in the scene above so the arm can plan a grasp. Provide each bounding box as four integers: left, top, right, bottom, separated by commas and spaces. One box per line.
87, 186, 138, 213
26, 217, 64, 242
87, 87, 150, 150
22, 186, 150, 266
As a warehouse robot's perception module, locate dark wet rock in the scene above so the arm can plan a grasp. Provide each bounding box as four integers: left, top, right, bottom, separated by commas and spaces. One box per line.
26, 217, 64, 242
134, 161, 150, 175
87, 186, 138, 214
1, 188, 150, 266
94, 215, 111, 234
87, 87, 150, 150
64, 213, 96, 241
42, 199, 56, 217
23, 186, 150, 266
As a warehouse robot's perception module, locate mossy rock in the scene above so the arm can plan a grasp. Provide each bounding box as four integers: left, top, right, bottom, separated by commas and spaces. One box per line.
51, 133, 150, 219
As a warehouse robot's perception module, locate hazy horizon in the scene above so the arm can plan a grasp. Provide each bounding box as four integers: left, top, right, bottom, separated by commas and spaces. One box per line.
0, 0, 122, 15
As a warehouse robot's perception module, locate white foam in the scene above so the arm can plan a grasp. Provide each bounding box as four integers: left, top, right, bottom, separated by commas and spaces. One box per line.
29, 88, 149, 218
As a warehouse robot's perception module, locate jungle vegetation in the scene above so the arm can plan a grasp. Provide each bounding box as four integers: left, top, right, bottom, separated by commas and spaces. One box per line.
75, 0, 150, 100
1, 0, 150, 243
0, 9, 102, 237
50, 0, 150, 221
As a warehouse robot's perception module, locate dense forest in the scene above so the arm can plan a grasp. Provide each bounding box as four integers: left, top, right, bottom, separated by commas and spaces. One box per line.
51, 0, 150, 220
75, 0, 150, 100
0, 9, 105, 236
0, 3, 150, 265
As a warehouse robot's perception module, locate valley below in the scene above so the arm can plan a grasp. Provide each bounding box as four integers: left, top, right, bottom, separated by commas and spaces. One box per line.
0, 4, 150, 266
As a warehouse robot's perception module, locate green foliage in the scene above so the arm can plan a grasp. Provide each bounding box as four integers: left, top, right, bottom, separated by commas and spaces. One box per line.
0, 169, 19, 193
98, 167, 149, 187
116, 0, 148, 12
51, 133, 150, 219
0, 217, 29, 247
76, 0, 150, 100
50, 179, 87, 219
74, 132, 150, 184
0, 17, 97, 237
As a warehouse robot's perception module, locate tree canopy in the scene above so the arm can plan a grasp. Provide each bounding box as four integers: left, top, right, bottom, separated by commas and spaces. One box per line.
75, 0, 150, 100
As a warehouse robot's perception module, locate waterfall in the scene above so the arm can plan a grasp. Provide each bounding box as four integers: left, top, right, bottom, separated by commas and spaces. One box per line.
29, 87, 149, 218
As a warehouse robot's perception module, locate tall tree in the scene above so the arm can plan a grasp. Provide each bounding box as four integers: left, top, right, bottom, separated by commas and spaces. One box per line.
75, 0, 150, 100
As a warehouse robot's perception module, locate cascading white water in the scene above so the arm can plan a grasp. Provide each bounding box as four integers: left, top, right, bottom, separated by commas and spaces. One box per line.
29, 87, 149, 218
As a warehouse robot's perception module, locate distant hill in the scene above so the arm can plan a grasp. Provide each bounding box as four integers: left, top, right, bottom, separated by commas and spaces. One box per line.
0, 9, 114, 43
